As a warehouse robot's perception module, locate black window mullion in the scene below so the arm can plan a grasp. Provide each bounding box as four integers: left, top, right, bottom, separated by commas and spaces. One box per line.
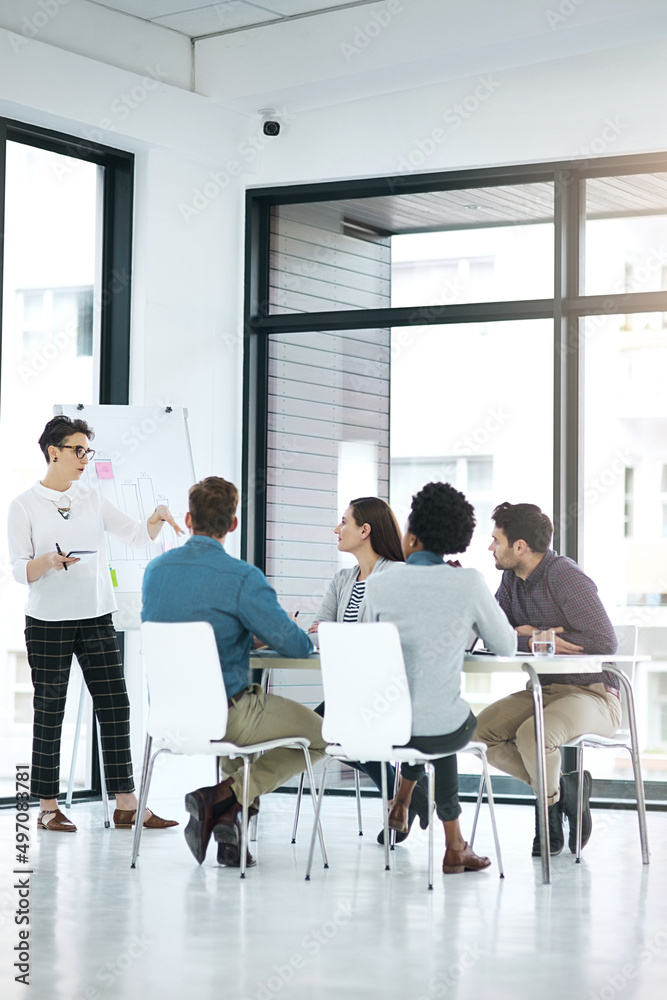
553, 171, 584, 560
242, 195, 271, 568
99, 156, 133, 405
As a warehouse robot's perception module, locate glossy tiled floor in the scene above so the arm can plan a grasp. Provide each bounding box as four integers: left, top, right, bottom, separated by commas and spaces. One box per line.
1, 795, 666, 1000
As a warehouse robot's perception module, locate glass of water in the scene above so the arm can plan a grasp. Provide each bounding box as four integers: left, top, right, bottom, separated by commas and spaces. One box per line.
532, 629, 556, 657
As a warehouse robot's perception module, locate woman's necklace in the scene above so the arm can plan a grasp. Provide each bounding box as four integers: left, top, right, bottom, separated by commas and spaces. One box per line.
41, 482, 73, 519
53, 499, 72, 520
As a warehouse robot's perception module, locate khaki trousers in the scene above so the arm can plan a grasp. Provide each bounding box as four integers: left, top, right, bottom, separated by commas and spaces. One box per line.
220, 685, 328, 805
474, 682, 622, 804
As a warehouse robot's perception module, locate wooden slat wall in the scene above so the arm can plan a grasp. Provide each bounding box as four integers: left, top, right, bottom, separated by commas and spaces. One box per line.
269, 204, 391, 315
265, 205, 391, 721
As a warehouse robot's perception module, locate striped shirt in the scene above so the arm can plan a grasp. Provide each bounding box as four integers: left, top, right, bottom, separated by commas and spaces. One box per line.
343, 580, 366, 622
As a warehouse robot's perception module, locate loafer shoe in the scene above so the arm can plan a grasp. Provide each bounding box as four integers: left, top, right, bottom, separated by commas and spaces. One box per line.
560, 770, 593, 853
531, 801, 564, 857
213, 802, 256, 868
442, 842, 491, 874
376, 776, 431, 845
183, 778, 235, 865
113, 809, 178, 829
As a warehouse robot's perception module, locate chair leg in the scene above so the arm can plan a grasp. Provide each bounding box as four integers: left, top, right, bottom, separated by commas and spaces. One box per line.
389, 761, 400, 850
469, 770, 485, 849
291, 771, 305, 843
426, 763, 435, 891
65, 677, 86, 809
628, 744, 650, 865
240, 756, 251, 879
478, 751, 504, 878
302, 749, 328, 867
354, 768, 363, 836
575, 744, 585, 862
95, 717, 110, 829
381, 762, 391, 871
130, 735, 156, 868
305, 759, 331, 880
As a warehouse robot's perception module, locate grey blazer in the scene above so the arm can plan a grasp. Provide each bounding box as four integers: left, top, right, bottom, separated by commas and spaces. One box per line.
314, 556, 399, 624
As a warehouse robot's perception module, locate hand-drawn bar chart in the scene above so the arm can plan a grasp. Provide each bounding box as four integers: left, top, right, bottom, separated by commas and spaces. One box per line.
55, 405, 195, 611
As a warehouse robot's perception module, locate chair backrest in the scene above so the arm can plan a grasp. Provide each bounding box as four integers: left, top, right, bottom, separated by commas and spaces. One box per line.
318, 621, 412, 759
140, 621, 229, 754
612, 625, 639, 731
613, 624, 639, 661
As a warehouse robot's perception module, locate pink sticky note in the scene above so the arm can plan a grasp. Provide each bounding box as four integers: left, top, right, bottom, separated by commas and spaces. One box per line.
95, 461, 114, 480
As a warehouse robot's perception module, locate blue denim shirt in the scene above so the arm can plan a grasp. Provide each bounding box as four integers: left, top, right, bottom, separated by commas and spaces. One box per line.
141, 535, 313, 699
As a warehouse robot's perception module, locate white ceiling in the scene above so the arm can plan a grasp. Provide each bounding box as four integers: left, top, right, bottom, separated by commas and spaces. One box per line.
89, 0, 379, 38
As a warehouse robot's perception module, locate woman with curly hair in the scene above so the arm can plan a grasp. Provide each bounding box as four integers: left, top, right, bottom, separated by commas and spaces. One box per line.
364, 482, 516, 874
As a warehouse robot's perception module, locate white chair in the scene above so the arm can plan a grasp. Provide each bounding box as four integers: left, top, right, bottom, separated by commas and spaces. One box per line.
563, 625, 649, 864
304, 622, 503, 890
131, 621, 327, 876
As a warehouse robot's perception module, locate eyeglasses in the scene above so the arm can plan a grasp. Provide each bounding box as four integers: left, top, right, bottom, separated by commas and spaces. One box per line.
59, 445, 96, 460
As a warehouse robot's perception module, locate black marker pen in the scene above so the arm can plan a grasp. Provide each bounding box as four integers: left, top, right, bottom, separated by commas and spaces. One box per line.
55, 543, 67, 571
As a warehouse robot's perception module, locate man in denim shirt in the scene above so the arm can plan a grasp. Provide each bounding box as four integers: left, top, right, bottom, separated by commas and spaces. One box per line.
142, 476, 326, 866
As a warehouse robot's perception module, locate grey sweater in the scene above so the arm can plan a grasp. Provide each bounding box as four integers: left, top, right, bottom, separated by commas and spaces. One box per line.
314, 556, 399, 624
365, 559, 516, 736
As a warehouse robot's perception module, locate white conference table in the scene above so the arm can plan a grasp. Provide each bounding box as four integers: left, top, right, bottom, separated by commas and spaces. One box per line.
250, 650, 640, 884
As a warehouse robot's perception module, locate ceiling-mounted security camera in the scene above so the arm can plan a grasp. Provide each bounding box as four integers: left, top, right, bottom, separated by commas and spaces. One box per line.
259, 108, 281, 137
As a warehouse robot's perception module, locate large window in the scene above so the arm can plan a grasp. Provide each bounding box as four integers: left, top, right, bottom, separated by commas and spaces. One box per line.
0, 121, 133, 801
245, 154, 667, 801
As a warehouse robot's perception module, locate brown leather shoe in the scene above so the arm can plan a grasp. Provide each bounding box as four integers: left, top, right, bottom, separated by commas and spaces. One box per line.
442, 842, 492, 874
183, 778, 236, 864
213, 801, 257, 868
113, 809, 178, 829
388, 801, 409, 833
37, 809, 77, 832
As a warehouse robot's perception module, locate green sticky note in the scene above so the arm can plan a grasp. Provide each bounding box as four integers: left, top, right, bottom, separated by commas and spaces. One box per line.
109, 567, 118, 588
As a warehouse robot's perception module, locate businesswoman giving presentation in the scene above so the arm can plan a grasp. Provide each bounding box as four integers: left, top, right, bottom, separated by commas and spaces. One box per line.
7, 415, 181, 834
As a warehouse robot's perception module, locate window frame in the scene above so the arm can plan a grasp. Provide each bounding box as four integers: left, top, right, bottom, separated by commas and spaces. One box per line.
245, 152, 667, 807
0, 118, 134, 807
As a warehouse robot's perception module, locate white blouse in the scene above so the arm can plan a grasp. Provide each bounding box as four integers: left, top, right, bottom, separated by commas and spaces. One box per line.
8, 481, 154, 621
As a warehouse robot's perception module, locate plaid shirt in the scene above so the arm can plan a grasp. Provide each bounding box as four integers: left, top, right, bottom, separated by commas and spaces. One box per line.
495, 550, 618, 687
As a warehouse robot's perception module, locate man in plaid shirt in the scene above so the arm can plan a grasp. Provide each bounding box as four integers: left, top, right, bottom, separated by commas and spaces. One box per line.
475, 502, 621, 858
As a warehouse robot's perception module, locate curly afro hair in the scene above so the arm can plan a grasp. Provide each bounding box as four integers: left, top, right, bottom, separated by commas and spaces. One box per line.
407, 482, 476, 556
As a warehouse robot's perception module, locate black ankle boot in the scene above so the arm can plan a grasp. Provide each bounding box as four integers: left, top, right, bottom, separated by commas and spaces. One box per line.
531, 800, 564, 857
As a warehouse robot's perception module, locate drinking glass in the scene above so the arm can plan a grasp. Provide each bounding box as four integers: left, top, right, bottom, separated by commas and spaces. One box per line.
532, 629, 556, 657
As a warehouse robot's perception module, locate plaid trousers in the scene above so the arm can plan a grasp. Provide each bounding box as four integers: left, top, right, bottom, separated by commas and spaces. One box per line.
25, 614, 135, 798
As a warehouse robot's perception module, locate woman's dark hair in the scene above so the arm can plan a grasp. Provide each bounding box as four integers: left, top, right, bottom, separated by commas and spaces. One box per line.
492, 501, 553, 553
407, 482, 475, 556
348, 497, 404, 563
38, 416, 95, 462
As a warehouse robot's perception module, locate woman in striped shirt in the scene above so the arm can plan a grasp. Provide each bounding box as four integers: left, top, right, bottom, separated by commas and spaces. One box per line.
309, 497, 430, 842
